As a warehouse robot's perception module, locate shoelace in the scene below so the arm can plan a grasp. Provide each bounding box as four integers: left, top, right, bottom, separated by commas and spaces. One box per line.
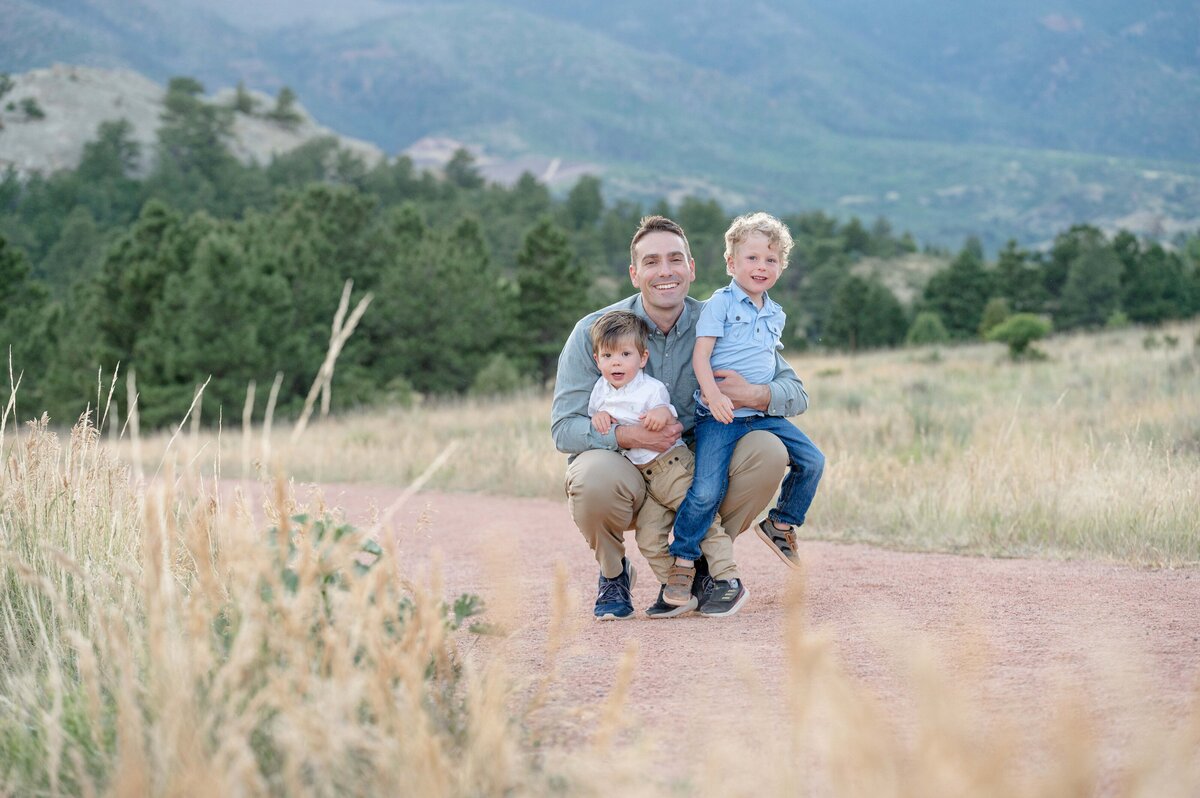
711, 581, 738, 601
597, 576, 630, 604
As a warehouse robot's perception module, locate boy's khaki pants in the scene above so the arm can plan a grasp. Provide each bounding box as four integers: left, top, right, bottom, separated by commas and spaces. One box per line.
564, 431, 787, 584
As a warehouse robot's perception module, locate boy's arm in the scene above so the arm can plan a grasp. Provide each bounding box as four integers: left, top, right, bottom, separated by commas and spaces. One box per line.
714, 353, 809, 416
694, 336, 735, 423
640, 381, 678, 432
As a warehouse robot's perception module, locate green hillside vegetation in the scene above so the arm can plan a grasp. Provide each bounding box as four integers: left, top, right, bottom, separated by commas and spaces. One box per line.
1, 79, 1198, 430
4, 1, 1200, 248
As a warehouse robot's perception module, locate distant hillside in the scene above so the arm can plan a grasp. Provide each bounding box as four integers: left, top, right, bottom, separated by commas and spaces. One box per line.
0, 65, 384, 177
3, 0, 1199, 248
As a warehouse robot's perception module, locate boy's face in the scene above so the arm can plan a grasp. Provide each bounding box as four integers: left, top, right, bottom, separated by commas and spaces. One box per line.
594, 338, 649, 389
629, 231, 695, 318
726, 231, 783, 299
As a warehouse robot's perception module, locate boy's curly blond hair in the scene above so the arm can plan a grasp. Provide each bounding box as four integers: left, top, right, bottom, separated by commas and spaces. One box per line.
723, 212, 794, 268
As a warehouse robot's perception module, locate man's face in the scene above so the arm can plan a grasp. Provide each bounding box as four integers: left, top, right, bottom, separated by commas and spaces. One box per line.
628, 231, 696, 316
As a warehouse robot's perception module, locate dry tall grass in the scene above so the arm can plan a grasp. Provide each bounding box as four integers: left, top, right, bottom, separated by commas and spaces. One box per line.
121, 320, 1200, 565
2, 414, 1198, 795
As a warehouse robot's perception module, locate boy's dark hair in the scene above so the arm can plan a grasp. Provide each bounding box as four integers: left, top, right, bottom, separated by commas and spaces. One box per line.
590, 310, 651, 355
629, 215, 692, 266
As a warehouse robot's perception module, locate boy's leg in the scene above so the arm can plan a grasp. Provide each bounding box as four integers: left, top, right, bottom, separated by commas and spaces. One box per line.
635, 450, 692, 586
717, 430, 789, 542
755, 418, 825, 529
670, 414, 745, 563
642, 448, 738, 584
565, 449, 645, 579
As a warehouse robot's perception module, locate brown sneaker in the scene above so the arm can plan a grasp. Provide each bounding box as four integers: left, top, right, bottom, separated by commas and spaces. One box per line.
664, 563, 696, 606
755, 519, 801, 570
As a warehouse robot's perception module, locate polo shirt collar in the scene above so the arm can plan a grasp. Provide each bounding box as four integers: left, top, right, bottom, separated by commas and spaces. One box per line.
727, 279, 772, 309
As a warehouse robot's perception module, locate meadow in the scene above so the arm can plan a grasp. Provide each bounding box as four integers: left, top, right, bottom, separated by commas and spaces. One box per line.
123, 319, 1200, 566
2, 321, 1198, 796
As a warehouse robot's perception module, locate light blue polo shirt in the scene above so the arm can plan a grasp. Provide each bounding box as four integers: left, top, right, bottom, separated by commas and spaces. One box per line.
695, 280, 786, 418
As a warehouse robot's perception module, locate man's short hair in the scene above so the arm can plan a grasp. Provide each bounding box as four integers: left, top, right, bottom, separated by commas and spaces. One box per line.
629, 215, 692, 266
590, 310, 651, 355
724, 211, 794, 267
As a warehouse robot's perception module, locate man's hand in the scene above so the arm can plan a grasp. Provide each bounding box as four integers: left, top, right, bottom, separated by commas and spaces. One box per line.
616, 420, 683, 453
704, 390, 736, 424
713, 369, 771, 411
591, 410, 615, 435
640, 405, 675, 432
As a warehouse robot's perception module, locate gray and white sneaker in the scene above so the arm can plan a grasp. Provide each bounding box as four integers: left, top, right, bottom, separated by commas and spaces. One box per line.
645, 586, 698, 618
699, 578, 749, 617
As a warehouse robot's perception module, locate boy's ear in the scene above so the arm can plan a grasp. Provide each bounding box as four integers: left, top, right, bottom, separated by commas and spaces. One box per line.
639, 349, 649, 368
725, 254, 735, 276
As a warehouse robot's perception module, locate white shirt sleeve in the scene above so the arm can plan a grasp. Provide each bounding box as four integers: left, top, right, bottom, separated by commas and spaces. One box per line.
647, 381, 678, 418
587, 377, 606, 417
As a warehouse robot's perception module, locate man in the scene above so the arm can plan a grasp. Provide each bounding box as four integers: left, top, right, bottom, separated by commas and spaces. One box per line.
550, 216, 811, 619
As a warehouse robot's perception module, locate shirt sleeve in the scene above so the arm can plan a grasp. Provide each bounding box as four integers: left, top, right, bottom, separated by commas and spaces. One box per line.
766, 351, 810, 418
647, 380, 678, 418
695, 292, 728, 338
551, 315, 620, 454
587, 378, 605, 417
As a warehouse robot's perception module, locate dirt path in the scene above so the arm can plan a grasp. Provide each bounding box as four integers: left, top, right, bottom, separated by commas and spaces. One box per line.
240, 481, 1200, 775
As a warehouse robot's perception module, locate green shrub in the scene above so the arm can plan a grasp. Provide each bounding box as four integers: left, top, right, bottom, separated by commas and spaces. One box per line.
1105, 310, 1130, 329
986, 313, 1052, 359
471, 353, 527, 396
977, 297, 1011, 337
906, 311, 949, 346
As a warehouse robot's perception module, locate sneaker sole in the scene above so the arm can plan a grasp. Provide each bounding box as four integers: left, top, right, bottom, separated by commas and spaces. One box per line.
755, 522, 802, 570
646, 595, 698, 619
700, 585, 750, 618
594, 562, 637, 621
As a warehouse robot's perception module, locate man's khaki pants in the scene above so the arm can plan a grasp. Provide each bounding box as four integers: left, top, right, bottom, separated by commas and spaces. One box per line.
565, 431, 787, 583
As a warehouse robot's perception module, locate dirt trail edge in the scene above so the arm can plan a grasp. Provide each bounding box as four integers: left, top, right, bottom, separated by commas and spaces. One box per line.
230, 481, 1200, 775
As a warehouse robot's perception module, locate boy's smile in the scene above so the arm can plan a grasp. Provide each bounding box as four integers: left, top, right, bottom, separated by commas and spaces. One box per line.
727, 231, 783, 305
595, 339, 649, 389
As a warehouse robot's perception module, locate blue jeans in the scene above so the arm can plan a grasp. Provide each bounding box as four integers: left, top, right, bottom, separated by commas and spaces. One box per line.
670, 409, 825, 562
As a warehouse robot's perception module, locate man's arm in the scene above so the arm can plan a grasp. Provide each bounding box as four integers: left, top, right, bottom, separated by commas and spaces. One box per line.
715, 352, 809, 417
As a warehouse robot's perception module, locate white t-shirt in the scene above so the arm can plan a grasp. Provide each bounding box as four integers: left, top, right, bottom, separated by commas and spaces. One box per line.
588, 370, 684, 465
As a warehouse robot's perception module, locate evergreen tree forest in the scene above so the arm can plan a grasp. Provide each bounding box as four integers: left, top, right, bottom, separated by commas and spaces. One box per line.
2, 78, 1199, 429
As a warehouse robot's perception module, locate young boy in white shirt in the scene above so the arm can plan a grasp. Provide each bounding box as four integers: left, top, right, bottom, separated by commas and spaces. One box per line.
588, 310, 743, 618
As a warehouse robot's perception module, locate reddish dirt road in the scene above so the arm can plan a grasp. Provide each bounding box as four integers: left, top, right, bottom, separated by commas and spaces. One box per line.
238, 481, 1200, 776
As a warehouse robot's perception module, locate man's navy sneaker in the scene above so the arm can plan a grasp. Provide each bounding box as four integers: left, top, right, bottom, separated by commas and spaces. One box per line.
645, 585, 698, 618
699, 578, 749, 617
594, 557, 637, 620
692, 556, 716, 608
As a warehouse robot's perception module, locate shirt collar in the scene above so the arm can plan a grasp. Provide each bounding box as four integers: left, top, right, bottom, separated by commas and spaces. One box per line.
727, 279, 773, 311
605, 369, 646, 394
632, 294, 695, 336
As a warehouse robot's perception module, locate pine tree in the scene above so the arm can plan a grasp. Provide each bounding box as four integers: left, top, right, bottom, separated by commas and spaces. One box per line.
444, 148, 484, 190
920, 246, 994, 338
1058, 243, 1123, 329
564, 175, 603, 230
516, 218, 588, 384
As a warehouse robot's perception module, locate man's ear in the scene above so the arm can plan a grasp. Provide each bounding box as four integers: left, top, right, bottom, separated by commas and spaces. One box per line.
628, 262, 638, 287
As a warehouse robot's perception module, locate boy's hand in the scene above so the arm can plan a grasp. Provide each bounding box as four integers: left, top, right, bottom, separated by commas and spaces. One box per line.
591, 411, 614, 435
705, 391, 736, 424
640, 405, 674, 432
713, 369, 770, 411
